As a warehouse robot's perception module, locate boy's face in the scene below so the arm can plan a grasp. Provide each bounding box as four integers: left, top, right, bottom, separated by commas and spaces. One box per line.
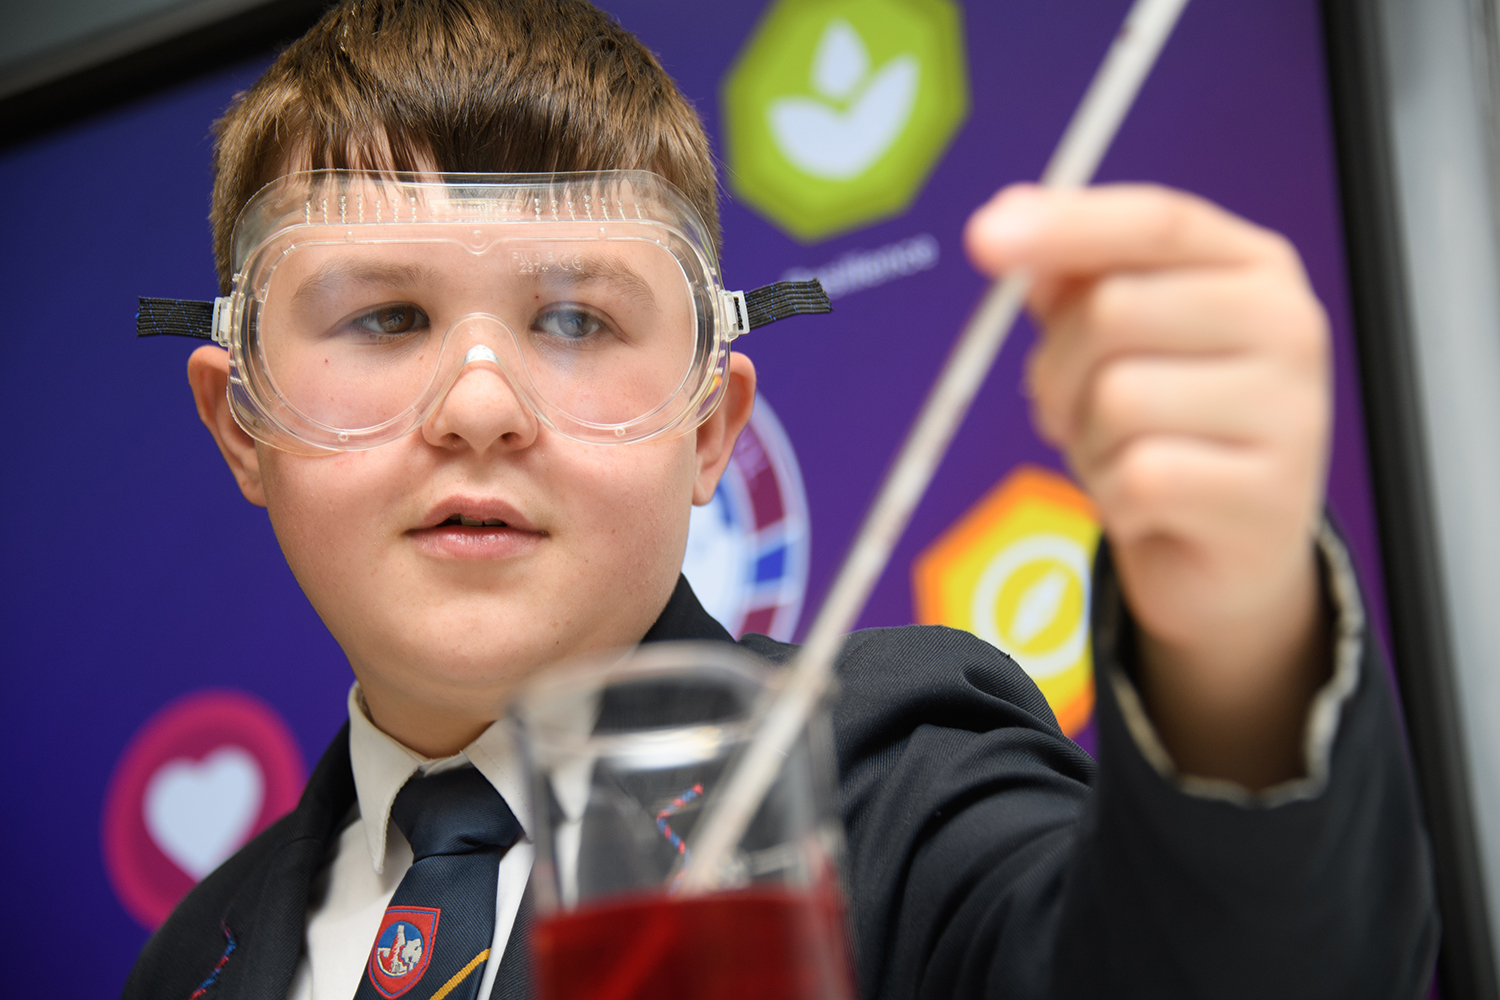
189, 342, 755, 755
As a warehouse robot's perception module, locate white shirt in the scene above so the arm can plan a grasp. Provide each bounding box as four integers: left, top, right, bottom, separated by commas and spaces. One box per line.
286, 684, 535, 1000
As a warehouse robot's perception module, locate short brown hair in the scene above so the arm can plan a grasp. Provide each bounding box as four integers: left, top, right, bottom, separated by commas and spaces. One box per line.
209, 0, 718, 293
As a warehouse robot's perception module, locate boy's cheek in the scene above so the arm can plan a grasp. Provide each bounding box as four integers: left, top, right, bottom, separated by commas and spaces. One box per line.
568, 438, 699, 532
253, 433, 704, 682
259, 450, 378, 554
257, 452, 385, 634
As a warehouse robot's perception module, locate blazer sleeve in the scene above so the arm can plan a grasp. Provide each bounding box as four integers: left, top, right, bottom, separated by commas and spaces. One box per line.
769, 526, 1437, 1000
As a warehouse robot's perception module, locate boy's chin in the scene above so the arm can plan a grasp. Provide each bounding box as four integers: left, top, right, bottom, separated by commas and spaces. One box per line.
356, 656, 550, 734
355, 624, 619, 710
331, 560, 685, 719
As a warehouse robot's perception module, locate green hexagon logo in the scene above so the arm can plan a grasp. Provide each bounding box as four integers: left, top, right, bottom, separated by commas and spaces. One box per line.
722, 0, 969, 242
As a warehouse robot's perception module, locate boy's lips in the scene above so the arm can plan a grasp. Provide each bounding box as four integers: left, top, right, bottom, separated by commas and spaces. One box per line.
408, 496, 546, 560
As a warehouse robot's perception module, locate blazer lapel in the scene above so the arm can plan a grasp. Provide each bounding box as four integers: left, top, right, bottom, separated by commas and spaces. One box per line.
201, 578, 728, 1000
211, 724, 358, 1000
640, 575, 738, 646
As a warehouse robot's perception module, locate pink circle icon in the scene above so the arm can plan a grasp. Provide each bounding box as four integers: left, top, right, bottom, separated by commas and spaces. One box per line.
102, 689, 306, 929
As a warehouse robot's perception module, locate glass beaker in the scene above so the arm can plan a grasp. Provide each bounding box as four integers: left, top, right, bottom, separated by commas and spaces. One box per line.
512, 641, 855, 1000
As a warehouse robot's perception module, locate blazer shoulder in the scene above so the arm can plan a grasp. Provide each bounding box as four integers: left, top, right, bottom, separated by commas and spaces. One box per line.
743, 624, 1056, 716
120, 809, 309, 999
739, 624, 1068, 752
121, 724, 355, 1000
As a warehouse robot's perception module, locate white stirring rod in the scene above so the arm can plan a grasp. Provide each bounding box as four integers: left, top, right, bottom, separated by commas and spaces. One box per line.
680, 0, 1192, 894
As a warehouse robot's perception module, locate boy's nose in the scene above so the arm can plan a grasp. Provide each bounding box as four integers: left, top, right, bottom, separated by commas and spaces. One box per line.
421, 352, 540, 454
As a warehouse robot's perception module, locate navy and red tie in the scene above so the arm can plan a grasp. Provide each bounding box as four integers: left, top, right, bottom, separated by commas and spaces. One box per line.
355, 767, 523, 1000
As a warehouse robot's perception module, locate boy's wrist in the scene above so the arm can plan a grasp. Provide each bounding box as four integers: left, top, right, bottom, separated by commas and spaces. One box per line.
1134, 554, 1331, 790
1096, 521, 1364, 801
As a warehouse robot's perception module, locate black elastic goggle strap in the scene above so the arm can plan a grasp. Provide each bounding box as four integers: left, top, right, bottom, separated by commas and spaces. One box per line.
134, 281, 831, 342
136, 297, 215, 340
743, 279, 832, 329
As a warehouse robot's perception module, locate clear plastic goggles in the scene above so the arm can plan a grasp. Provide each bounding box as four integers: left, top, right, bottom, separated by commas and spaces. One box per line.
138, 170, 830, 453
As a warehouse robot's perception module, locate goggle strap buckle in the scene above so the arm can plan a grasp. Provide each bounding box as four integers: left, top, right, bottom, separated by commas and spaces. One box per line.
211, 296, 233, 346
724, 290, 750, 340
134, 295, 235, 346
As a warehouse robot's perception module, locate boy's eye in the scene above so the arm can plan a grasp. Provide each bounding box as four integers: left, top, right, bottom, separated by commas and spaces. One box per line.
354, 304, 429, 335
534, 305, 606, 342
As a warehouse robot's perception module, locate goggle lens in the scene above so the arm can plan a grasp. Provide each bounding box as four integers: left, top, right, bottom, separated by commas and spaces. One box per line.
255, 235, 699, 435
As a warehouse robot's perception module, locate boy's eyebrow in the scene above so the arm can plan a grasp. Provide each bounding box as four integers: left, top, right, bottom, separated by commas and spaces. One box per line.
292, 260, 442, 302
541, 255, 659, 307
290, 254, 660, 306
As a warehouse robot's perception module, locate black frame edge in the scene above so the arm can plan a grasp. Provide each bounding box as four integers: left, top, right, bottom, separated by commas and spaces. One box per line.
0, 0, 331, 149
1322, 2, 1499, 997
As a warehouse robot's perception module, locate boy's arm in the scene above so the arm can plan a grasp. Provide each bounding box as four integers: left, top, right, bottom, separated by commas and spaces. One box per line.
965, 184, 1332, 790
881, 183, 1433, 996
820, 553, 1433, 999
1047, 525, 1437, 997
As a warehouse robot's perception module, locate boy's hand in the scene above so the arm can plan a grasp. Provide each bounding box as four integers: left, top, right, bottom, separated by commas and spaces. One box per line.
965, 184, 1331, 790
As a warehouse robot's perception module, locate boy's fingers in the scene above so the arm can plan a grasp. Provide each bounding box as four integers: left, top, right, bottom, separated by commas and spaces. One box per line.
965, 183, 1292, 278
1068, 357, 1322, 476
1070, 267, 1320, 356
1083, 436, 1320, 650
1084, 436, 1295, 553
1027, 268, 1327, 444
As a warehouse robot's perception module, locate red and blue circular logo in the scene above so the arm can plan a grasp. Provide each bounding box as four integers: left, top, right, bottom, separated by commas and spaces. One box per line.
101, 689, 305, 928
368, 906, 440, 998
683, 393, 810, 640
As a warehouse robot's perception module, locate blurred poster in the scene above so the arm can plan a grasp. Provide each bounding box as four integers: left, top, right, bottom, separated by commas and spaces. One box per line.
0, 1, 1384, 993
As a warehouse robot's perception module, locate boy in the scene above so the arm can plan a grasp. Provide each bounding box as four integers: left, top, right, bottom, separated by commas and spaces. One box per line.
126, 0, 1436, 997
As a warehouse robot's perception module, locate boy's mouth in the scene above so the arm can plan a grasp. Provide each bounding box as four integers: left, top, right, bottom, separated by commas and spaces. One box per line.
413, 496, 540, 534
410, 501, 545, 560
439, 514, 512, 528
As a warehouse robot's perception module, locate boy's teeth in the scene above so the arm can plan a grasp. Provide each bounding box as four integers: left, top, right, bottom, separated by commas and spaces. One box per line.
452, 515, 510, 527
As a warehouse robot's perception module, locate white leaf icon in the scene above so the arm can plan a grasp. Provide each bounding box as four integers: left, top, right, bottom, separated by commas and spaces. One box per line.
812, 19, 868, 101
769, 17, 920, 183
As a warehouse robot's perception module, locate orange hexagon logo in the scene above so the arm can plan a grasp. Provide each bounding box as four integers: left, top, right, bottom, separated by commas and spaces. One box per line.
912, 466, 1100, 736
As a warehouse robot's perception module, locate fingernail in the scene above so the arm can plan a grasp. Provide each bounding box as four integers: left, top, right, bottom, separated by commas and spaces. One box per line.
983, 190, 1046, 246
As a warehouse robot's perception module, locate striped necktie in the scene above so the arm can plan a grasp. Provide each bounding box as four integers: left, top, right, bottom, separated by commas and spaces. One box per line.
355, 767, 523, 1000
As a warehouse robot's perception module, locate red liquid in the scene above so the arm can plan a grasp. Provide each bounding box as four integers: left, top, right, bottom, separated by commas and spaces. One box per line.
533, 887, 857, 1000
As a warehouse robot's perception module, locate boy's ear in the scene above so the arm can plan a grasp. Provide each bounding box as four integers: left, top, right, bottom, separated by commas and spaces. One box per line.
693, 351, 757, 505
187, 345, 268, 508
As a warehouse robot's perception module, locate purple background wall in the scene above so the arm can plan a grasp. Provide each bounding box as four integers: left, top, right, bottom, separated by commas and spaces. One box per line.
0, 1, 1386, 995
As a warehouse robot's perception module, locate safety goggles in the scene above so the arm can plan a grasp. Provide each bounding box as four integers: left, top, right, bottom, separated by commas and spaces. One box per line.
139, 170, 829, 453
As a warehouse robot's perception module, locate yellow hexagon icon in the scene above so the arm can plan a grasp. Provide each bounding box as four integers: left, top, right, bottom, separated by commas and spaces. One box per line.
912, 466, 1100, 736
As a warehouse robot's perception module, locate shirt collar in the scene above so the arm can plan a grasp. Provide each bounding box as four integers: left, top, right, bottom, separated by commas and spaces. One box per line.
346, 683, 534, 874
344, 575, 735, 874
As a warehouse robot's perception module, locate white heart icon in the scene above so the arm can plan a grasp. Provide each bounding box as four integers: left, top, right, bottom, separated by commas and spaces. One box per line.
144, 746, 265, 880
769, 19, 920, 181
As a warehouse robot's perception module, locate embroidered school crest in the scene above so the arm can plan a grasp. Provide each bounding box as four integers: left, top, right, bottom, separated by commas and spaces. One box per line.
366, 906, 440, 998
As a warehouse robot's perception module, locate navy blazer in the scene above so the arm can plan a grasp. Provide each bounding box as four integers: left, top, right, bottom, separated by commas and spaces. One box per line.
123, 546, 1436, 999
